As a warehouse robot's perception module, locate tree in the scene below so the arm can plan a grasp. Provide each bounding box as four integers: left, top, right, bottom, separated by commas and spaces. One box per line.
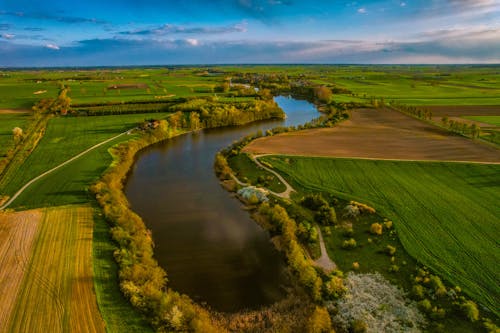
189, 112, 201, 130
306, 306, 333, 333
314, 86, 332, 103
370, 223, 383, 235
12, 127, 23, 144
168, 111, 184, 130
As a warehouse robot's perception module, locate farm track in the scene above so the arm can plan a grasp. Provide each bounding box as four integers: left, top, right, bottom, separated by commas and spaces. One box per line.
2, 206, 105, 333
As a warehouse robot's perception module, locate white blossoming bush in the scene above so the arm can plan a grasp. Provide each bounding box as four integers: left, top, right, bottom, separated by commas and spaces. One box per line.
332, 272, 426, 333
237, 186, 269, 203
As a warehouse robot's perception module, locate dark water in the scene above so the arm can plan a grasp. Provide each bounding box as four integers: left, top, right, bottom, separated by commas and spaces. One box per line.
124, 96, 320, 312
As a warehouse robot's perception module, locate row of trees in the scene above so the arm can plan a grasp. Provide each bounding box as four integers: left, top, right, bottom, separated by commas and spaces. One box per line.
389, 101, 434, 120
91, 125, 224, 332
441, 117, 481, 138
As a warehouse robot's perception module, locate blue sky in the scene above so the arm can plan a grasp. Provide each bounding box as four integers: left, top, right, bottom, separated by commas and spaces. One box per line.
1, 0, 499, 66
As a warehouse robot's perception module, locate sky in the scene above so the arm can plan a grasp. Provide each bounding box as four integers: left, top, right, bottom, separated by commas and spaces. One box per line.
0, 0, 499, 66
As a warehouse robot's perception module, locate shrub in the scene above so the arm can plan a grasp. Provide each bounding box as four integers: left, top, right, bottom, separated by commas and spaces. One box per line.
384, 220, 393, 229
333, 273, 426, 332
343, 204, 360, 219
461, 300, 479, 322
388, 264, 399, 273
370, 223, 383, 235
342, 238, 357, 250
324, 275, 346, 299
315, 205, 337, 225
418, 299, 432, 313
351, 319, 368, 333
412, 284, 425, 300
385, 245, 396, 256
306, 306, 333, 333
301, 194, 328, 210
352, 262, 360, 270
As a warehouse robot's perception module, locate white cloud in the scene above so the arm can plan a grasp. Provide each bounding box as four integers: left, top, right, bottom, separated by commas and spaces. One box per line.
2, 34, 14, 39
185, 38, 199, 46
400, 2, 406, 7
45, 43, 60, 50
357, 7, 367, 14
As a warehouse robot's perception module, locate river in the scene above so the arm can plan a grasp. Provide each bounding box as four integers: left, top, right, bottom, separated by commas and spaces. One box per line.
124, 96, 320, 312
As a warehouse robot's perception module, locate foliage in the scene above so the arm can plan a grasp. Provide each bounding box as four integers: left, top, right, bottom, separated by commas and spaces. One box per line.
370, 223, 383, 235
306, 306, 333, 333
332, 272, 426, 333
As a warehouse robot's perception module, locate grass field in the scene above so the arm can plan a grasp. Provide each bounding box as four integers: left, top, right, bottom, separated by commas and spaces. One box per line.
463, 116, 500, 127
0, 112, 31, 157
262, 156, 500, 317
2, 205, 105, 333
0, 112, 172, 208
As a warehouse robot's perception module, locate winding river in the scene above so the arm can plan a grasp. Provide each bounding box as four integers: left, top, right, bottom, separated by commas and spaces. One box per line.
125, 96, 320, 312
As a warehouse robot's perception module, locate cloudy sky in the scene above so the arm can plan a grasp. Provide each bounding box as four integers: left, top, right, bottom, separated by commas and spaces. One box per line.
1, 0, 499, 66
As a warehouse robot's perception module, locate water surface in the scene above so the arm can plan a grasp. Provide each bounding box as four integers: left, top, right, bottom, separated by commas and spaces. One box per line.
125, 96, 319, 311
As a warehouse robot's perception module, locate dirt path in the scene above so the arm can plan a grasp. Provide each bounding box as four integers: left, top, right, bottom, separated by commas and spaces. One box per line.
243, 108, 500, 163
314, 225, 336, 271
251, 154, 295, 199
0, 129, 133, 210
235, 154, 336, 271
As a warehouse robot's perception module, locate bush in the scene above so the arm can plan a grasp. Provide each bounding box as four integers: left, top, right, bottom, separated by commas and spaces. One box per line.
324, 275, 346, 299
352, 262, 360, 270
306, 306, 333, 333
301, 194, 329, 210
461, 300, 479, 322
383, 220, 393, 229
370, 223, 383, 235
385, 245, 396, 256
412, 284, 425, 300
351, 319, 368, 333
342, 238, 357, 250
418, 299, 432, 313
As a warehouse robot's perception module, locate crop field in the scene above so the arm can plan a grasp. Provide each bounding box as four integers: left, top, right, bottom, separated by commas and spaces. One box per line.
0, 112, 172, 208
0, 111, 31, 157
0, 209, 42, 333
1, 205, 105, 333
244, 108, 500, 162
0, 68, 227, 109
463, 116, 500, 127
261, 155, 500, 316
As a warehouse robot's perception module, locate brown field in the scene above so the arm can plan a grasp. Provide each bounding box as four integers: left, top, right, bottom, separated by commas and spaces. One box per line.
108, 83, 149, 90
244, 108, 500, 163
0, 109, 30, 114
0, 209, 43, 333
425, 105, 500, 117
2, 205, 105, 333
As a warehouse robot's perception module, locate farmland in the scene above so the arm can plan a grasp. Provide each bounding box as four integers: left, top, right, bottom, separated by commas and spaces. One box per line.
463, 116, 500, 127
244, 108, 500, 163
0, 205, 105, 333
0, 112, 172, 209
0, 111, 31, 157
260, 155, 500, 317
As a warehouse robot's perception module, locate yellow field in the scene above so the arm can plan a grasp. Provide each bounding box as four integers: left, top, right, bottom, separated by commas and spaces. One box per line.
1, 206, 105, 333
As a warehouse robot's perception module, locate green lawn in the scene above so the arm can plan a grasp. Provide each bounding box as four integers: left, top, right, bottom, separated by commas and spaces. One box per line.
463, 116, 500, 126
1, 113, 171, 208
228, 153, 286, 193
0, 113, 31, 157
262, 155, 500, 316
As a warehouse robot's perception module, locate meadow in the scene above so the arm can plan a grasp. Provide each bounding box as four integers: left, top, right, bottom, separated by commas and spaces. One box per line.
2, 205, 105, 333
0, 111, 31, 157
261, 155, 500, 317
0, 112, 172, 208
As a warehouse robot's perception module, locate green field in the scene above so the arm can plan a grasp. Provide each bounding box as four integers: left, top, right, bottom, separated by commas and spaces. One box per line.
463, 116, 500, 126
0, 113, 31, 157
261, 155, 500, 316
1, 113, 171, 208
